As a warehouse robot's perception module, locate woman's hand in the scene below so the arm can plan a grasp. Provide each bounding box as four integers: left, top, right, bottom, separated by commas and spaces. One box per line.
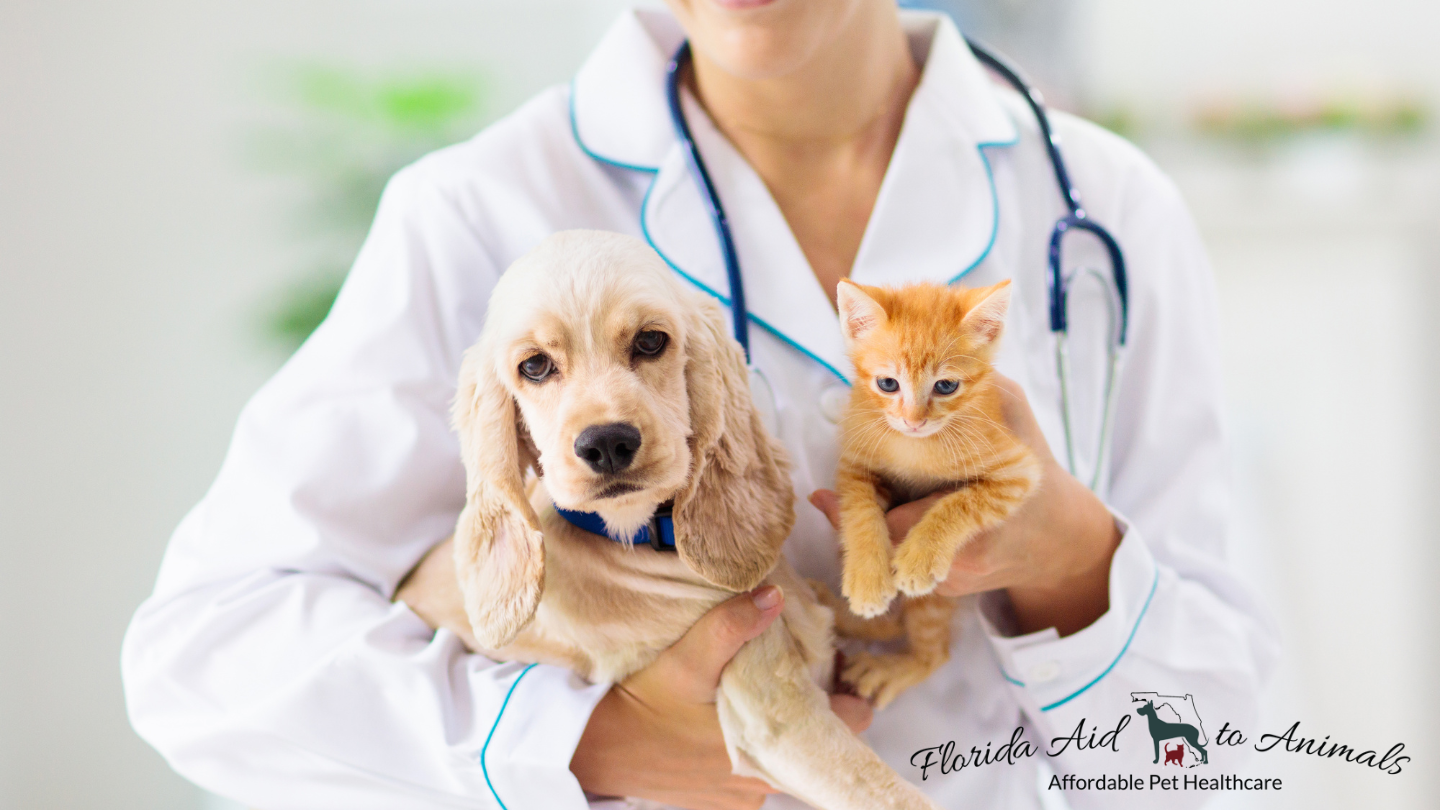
809, 374, 1121, 637
395, 542, 873, 810
572, 588, 870, 810
394, 535, 479, 650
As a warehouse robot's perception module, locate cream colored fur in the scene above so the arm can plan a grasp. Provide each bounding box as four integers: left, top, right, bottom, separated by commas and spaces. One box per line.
452, 231, 939, 810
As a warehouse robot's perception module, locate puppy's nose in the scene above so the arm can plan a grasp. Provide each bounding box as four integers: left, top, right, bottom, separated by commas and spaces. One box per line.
574, 423, 642, 474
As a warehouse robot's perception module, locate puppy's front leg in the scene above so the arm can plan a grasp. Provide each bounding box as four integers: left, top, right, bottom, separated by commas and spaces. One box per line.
715, 622, 939, 810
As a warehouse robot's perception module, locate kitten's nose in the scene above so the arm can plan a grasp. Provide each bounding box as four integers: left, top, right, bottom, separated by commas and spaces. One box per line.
904, 418, 928, 431
574, 423, 642, 474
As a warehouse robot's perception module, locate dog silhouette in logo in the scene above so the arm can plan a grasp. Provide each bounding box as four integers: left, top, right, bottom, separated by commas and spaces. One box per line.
1164, 743, 1185, 766
1137, 700, 1208, 764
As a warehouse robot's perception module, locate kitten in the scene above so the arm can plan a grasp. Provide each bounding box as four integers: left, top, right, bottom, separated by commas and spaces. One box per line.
822, 278, 1041, 709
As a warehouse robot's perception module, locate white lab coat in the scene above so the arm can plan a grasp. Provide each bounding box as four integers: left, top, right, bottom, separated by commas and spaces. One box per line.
122, 9, 1278, 810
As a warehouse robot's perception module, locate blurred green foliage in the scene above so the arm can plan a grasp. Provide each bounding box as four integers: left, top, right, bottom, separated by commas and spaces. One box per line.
1085, 96, 1428, 146
254, 65, 492, 351
1194, 97, 1428, 144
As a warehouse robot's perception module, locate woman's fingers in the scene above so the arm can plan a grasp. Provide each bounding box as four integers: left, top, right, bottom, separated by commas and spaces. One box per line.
575, 590, 789, 808
883, 490, 949, 545
643, 587, 785, 704
392, 537, 482, 651
812, 488, 951, 549
808, 489, 841, 529
990, 372, 1056, 463
829, 693, 874, 733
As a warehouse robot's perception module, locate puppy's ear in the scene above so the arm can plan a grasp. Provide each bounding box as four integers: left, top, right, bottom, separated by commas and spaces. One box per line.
451, 341, 545, 649
672, 299, 795, 591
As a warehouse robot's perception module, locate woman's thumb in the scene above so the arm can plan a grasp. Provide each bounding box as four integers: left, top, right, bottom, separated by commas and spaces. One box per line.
808, 490, 841, 530
650, 586, 784, 703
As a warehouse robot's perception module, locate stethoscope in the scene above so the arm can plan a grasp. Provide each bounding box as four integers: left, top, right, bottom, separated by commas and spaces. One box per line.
663, 39, 1130, 492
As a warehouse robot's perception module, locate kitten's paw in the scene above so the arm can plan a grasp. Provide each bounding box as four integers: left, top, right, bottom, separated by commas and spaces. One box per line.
842, 565, 896, 618
891, 537, 953, 597
842, 650, 938, 710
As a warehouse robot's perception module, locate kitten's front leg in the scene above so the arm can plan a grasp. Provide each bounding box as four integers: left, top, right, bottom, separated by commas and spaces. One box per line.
836, 461, 897, 618
891, 461, 1039, 596
807, 578, 904, 641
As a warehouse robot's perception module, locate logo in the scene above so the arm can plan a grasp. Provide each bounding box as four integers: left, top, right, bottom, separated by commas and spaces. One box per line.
906, 687, 1409, 793
1132, 691, 1209, 767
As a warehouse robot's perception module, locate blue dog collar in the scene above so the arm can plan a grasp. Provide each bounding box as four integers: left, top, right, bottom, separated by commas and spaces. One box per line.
554, 502, 676, 552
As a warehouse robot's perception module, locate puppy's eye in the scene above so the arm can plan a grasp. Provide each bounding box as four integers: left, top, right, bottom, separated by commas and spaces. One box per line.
519, 354, 554, 382
933, 379, 959, 395
633, 330, 668, 357
876, 377, 899, 393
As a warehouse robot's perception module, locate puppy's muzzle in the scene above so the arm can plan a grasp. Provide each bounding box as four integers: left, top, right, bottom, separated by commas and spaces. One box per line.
574, 423, 642, 475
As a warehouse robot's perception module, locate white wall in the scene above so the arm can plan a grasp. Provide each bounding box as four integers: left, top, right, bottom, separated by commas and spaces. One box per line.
1084, 0, 1440, 120
1161, 141, 1438, 810
1081, 3, 1440, 808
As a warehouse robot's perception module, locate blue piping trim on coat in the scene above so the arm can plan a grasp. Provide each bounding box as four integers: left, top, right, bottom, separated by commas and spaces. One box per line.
480, 662, 538, 810
637, 175, 854, 386
569, 80, 1020, 387
1037, 564, 1160, 712
568, 80, 662, 175
947, 134, 1021, 285
1000, 668, 1027, 688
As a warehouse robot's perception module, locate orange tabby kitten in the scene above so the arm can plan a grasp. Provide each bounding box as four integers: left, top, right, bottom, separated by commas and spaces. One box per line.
825, 278, 1041, 708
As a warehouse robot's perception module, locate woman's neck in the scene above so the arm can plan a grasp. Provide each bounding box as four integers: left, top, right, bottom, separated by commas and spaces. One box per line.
687, 2, 920, 304
689, 4, 917, 145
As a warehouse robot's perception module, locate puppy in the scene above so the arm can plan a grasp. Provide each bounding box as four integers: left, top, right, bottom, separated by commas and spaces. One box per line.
452, 231, 939, 810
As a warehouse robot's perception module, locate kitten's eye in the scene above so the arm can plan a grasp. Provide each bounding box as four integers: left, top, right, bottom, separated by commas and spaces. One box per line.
876, 377, 899, 393
519, 354, 554, 382
933, 379, 960, 395
633, 330, 668, 357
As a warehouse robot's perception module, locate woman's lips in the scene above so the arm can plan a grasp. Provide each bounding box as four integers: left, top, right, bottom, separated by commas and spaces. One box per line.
708, 0, 779, 10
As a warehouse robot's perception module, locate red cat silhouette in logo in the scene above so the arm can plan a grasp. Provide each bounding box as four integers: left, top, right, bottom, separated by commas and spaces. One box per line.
1132, 691, 1210, 767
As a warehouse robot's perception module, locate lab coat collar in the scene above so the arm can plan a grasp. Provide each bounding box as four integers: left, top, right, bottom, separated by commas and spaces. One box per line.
570, 9, 684, 172
571, 10, 1020, 384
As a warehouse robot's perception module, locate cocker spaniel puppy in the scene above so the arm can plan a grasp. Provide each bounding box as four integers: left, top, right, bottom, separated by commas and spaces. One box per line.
452, 231, 938, 810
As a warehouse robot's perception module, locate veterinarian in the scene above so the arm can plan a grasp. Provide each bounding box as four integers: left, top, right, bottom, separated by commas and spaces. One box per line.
123, 2, 1278, 809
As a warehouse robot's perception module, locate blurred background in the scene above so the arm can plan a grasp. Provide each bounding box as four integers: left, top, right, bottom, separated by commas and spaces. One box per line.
1, 0, 1435, 808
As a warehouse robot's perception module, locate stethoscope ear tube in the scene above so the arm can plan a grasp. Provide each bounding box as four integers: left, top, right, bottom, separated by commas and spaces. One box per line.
1048, 215, 1130, 347
1055, 267, 1127, 491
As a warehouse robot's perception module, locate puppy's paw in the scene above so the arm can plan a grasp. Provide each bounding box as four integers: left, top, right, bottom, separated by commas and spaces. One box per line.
842, 650, 937, 710
842, 564, 897, 618
891, 536, 952, 597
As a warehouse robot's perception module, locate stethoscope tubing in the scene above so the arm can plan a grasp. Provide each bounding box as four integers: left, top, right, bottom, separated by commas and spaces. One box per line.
665, 41, 751, 363
662, 36, 1130, 489
966, 40, 1131, 347
1049, 215, 1130, 346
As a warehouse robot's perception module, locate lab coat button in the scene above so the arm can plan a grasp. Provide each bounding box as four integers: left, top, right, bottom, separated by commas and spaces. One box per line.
1027, 661, 1062, 683
819, 386, 850, 423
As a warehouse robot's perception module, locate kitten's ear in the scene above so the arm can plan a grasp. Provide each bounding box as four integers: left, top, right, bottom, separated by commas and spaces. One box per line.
837, 279, 888, 346
961, 280, 1013, 347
